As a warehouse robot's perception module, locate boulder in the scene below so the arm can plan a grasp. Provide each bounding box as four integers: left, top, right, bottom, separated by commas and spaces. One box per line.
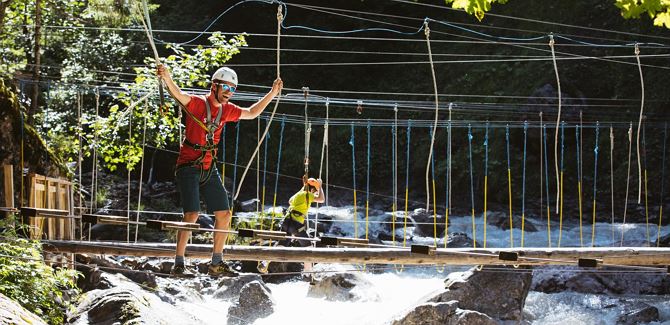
69, 273, 199, 324
616, 302, 659, 325
213, 274, 265, 300
0, 292, 48, 325
428, 266, 532, 321
488, 211, 538, 232
390, 300, 498, 325
532, 266, 670, 295
308, 272, 380, 302
227, 281, 275, 325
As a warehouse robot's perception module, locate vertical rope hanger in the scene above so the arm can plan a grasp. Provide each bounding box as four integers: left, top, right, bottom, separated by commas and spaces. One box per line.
423, 20, 441, 212
445, 103, 453, 247
576, 124, 583, 247
634, 43, 645, 204
521, 121, 528, 247
302, 87, 311, 179
591, 122, 600, 247
366, 120, 371, 240
77, 90, 83, 239
543, 123, 552, 247
350, 123, 358, 238
505, 124, 514, 247
126, 99, 133, 243
657, 123, 667, 247
558, 121, 565, 247
234, 4, 283, 201
610, 126, 615, 244
269, 117, 285, 239
403, 121, 412, 246
315, 99, 329, 238
642, 124, 650, 246
483, 122, 489, 248
392, 103, 398, 246
620, 123, 633, 246
134, 99, 149, 243
467, 124, 476, 247
90, 88, 100, 213
549, 34, 563, 213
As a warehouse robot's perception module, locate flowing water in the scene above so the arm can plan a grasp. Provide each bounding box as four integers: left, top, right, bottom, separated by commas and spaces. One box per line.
174, 206, 670, 324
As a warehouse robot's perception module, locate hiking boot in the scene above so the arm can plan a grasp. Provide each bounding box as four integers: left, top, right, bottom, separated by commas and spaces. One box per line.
171, 264, 196, 278
208, 262, 238, 277
257, 261, 269, 274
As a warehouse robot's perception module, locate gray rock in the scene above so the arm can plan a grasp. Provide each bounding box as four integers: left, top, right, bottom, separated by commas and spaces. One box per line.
0, 292, 48, 325
390, 300, 498, 325
429, 266, 532, 321
227, 281, 275, 325
307, 272, 380, 302
616, 302, 659, 325
532, 266, 670, 295
214, 274, 265, 300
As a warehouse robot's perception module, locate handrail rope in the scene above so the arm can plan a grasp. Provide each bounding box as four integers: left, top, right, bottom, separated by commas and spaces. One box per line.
549, 34, 563, 213
133, 99, 149, 243
610, 126, 615, 244
591, 122, 600, 247
620, 123, 633, 246
424, 21, 441, 213
521, 121, 528, 247
232, 123, 241, 206
403, 121, 412, 247
642, 124, 650, 246
541, 114, 551, 247
445, 104, 453, 248
126, 97, 133, 243
139, 0, 165, 111
558, 121, 565, 247
505, 124, 514, 247
233, 4, 283, 201
366, 121, 371, 240
634, 43, 645, 204
657, 123, 668, 247
467, 124, 476, 247
315, 98, 329, 237
430, 125, 444, 274
258, 131, 270, 230
483, 122, 489, 248
221, 124, 226, 184
350, 123, 358, 238
576, 123, 583, 247
91, 88, 100, 213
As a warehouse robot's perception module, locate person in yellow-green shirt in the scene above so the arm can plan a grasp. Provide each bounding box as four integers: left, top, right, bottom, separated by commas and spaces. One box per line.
258, 177, 324, 274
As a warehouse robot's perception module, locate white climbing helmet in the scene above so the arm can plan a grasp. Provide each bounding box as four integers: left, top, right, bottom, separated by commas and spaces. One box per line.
211, 67, 238, 85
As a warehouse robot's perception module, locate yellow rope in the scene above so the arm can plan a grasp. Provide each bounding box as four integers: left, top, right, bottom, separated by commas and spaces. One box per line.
507, 168, 513, 248
259, 186, 266, 230
521, 212, 525, 247
578, 180, 583, 247
471, 208, 476, 247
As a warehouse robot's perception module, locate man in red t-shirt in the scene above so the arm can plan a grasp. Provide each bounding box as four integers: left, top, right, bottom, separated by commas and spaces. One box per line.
158, 64, 282, 276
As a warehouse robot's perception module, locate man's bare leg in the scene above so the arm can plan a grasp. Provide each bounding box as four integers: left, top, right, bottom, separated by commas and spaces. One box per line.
176, 211, 199, 258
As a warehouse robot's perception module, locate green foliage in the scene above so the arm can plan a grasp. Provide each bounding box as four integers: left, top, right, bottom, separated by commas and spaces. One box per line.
446, 0, 509, 21
444, 0, 670, 28
92, 32, 247, 171
615, 0, 670, 28
0, 218, 81, 325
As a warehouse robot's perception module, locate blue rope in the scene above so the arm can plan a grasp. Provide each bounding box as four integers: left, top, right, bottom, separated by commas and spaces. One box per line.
273, 118, 286, 198
560, 122, 565, 172
366, 121, 371, 203
467, 125, 475, 217
350, 123, 357, 193
522, 121, 528, 216
232, 122, 240, 200
576, 124, 581, 182
505, 124, 511, 171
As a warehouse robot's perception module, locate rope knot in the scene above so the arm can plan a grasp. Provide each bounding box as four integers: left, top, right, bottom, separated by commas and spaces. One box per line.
277, 4, 283, 21
424, 20, 430, 37
634, 42, 640, 56
549, 33, 555, 47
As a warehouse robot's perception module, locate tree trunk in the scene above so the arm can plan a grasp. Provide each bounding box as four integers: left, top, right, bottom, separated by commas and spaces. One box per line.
0, 0, 12, 30
29, 0, 41, 124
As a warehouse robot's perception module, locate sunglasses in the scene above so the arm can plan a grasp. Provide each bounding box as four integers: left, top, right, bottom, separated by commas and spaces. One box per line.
214, 82, 236, 93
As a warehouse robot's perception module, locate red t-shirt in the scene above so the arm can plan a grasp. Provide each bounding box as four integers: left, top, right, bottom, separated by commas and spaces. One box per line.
176, 95, 242, 170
